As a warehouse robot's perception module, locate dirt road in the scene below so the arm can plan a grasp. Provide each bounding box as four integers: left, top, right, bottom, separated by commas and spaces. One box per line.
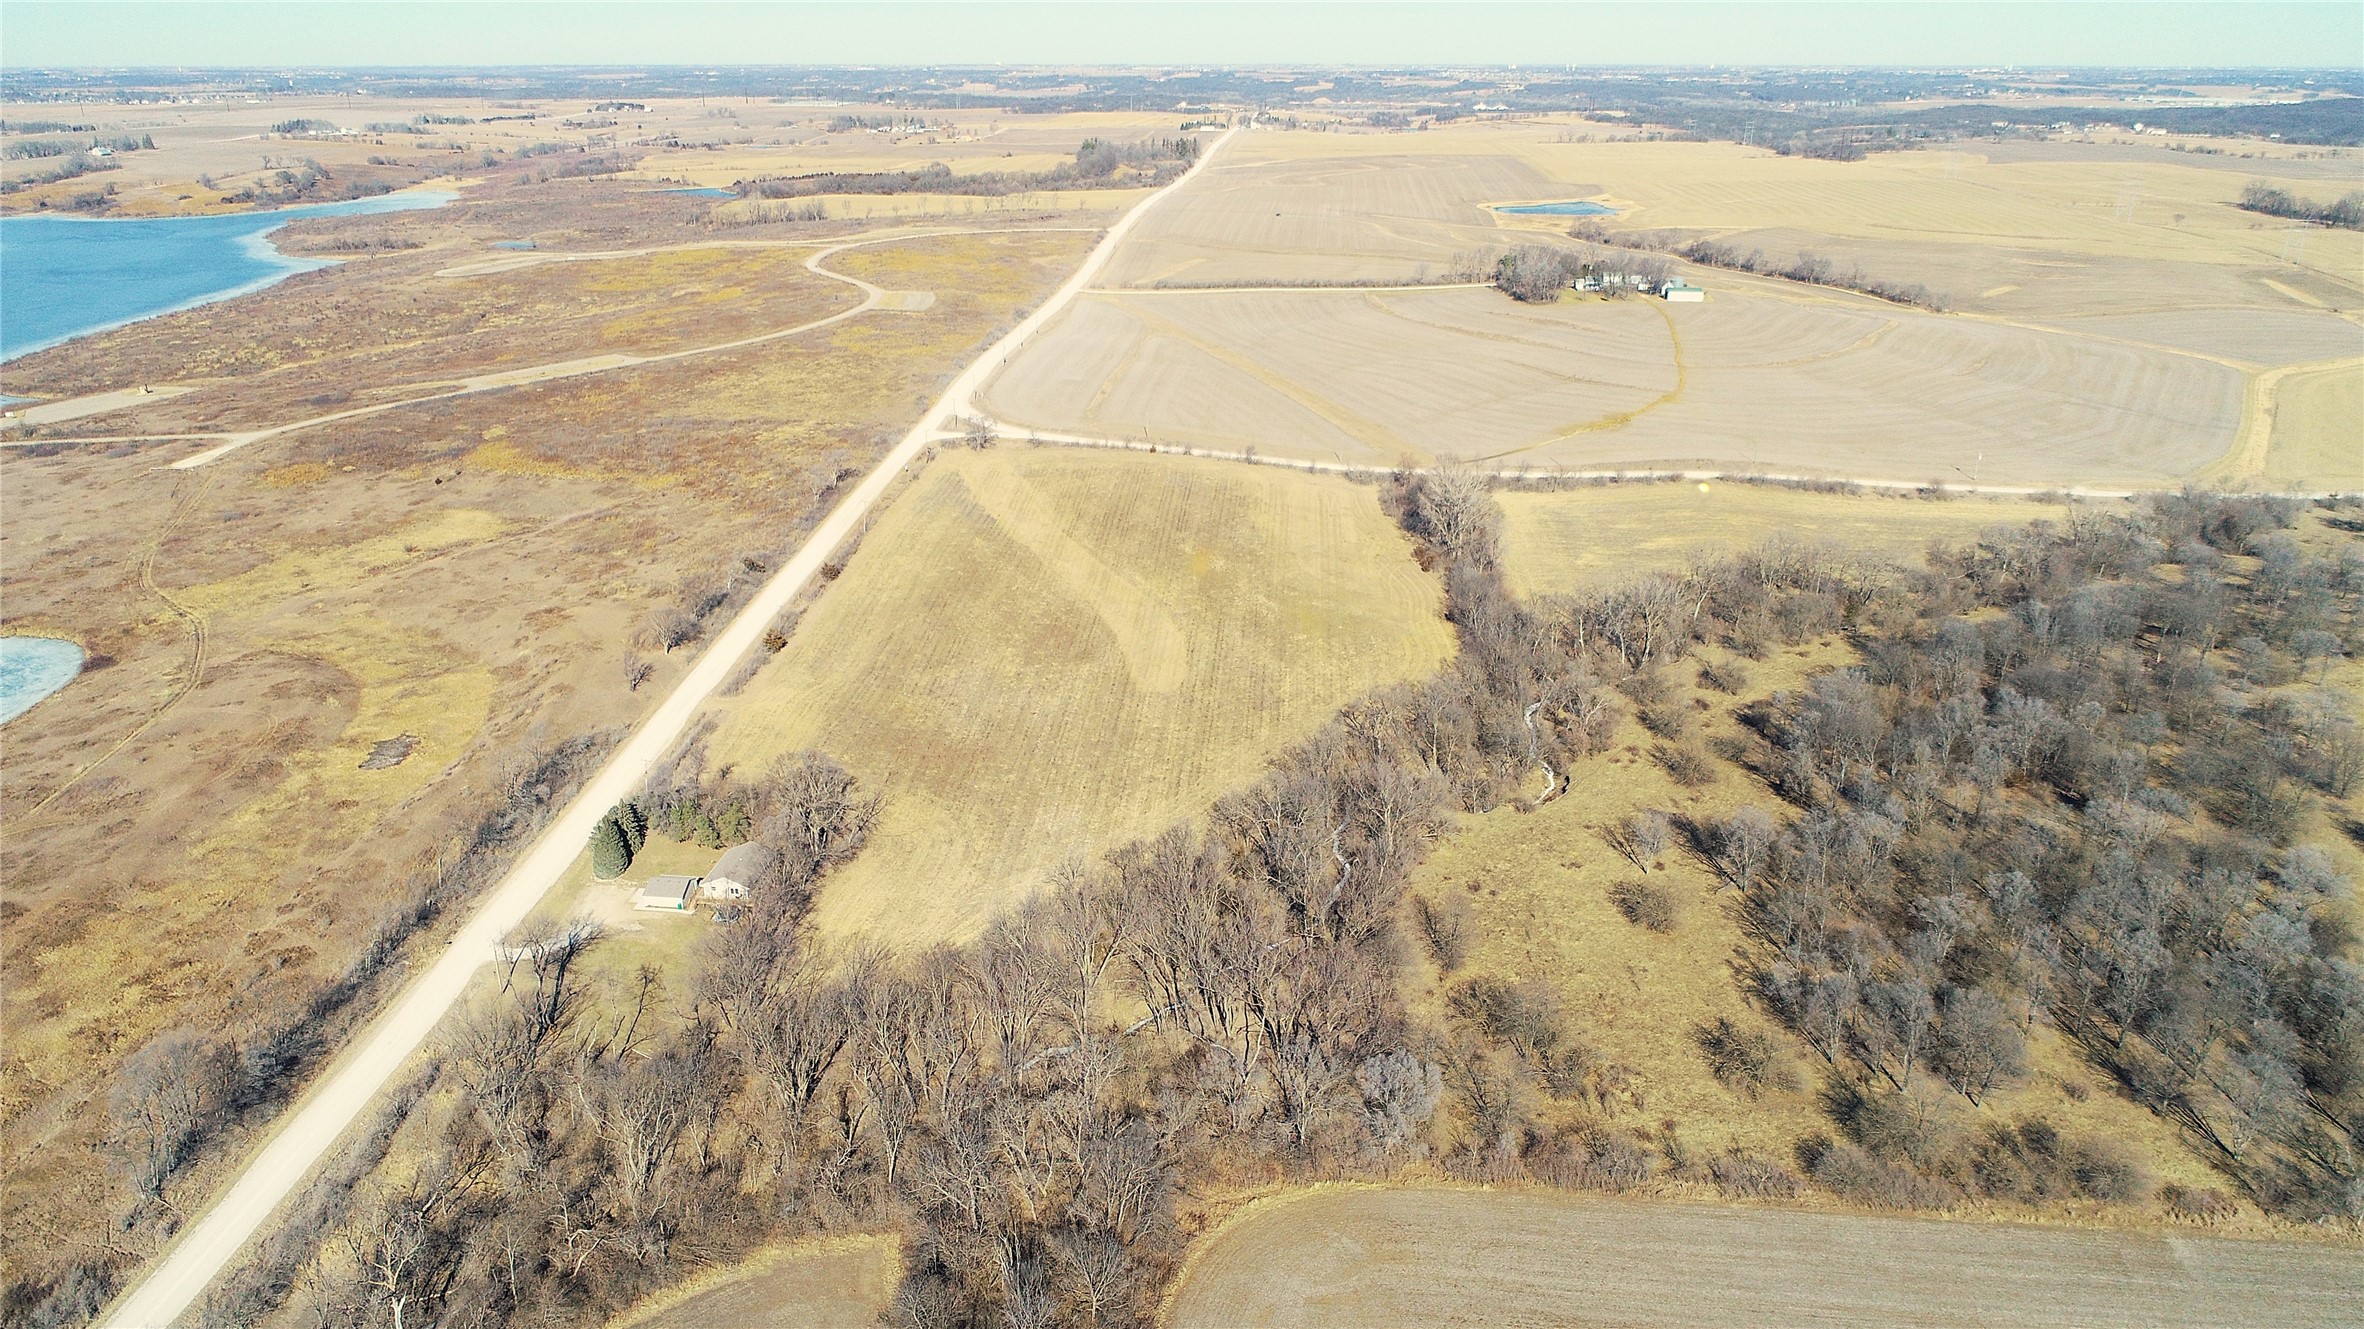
1169, 1186, 2364, 1329
97, 127, 1235, 1329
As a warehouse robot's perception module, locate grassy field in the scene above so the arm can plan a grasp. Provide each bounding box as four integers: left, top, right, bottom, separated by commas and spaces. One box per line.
983, 283, 2246, 483
705, 447, 1455, 946
1494, 484, 2075, 598
1168, 1186, 2364, 1329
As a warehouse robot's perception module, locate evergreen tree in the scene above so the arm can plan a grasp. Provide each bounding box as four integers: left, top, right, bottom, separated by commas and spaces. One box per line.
617, 800, 648, 855
717, 800, 753, 845
590, 815, 632, 879
691, 809, 723, 849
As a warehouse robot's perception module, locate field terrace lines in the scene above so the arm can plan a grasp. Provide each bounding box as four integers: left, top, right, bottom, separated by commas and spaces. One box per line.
96, 128, 1236, 1329
704, 447, 1454, 948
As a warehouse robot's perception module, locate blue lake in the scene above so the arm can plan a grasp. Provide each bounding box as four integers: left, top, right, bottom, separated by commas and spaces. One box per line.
665, 187, 736, 199
0, 190, 454, 363
0, 637, 85, 726
1494, 200, 1616, 216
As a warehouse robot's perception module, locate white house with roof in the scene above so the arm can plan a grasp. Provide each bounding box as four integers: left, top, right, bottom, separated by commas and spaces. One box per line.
700, 842, 769, 900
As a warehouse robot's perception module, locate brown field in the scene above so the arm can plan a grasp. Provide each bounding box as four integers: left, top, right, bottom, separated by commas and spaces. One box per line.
0, 178, 1095, 1302
2262, 363, 2364, 489
1168, 1186, 2364, 1329
704, 447, 1455, 946
1494, 484, 2074, 598
982, 283, 2247, 483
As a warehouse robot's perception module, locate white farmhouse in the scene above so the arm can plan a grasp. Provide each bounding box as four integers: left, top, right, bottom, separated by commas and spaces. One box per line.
1662, 282, 1705, 302
699, 841, 769, 900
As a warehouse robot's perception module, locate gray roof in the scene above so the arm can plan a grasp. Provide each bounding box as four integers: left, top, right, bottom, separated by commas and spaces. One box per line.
709, 841, 771, 886
635, 874, 697, 903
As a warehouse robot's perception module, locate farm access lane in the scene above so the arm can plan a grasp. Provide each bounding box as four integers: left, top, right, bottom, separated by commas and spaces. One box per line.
96, 125, 1239, 1329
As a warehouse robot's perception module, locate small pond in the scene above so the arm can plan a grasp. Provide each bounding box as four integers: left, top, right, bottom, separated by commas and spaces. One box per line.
0, 637, 85, 726
665, 187, 737, 199
1494, 200, 1616, 216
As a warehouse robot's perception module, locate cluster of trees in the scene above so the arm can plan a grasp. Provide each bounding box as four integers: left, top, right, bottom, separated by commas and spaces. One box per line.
1564, 221, 1948, 310
1722, 492, 2363, 1219
1492, 244, 1672, 302
743, 135, 1200, 201
1672, 239, 1947, 310
92, 477, 2361, 1329
2239, 182, 2364, 231
588, 802, 651, 879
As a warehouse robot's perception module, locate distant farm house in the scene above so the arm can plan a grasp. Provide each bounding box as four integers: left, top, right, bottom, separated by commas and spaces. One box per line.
1663, 282, 1706, 302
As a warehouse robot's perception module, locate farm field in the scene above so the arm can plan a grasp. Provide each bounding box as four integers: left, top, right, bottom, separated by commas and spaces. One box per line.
0, 185, 1097, 1306
705, 447, 1455, 946
981, 283, 2247, 483
1167, 1186, 2364, 1329
2261, 362, 2364, 488
1494, 484, 2073, 598
605, 1235, 899, 1329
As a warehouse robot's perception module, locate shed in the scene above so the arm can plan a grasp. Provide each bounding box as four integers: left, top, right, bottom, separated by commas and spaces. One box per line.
633, 875, 697, 912
701, 842, 770, 900
1662, 282, 1705, 302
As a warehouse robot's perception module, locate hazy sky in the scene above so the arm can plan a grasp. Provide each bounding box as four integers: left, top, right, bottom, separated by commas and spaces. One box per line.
5, 2, 2359, 70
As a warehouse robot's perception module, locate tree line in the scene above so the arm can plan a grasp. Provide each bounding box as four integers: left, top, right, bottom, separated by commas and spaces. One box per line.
2238, 183, 2364, 232
1567, 220, 1949, 310
741, 136, 1201, 202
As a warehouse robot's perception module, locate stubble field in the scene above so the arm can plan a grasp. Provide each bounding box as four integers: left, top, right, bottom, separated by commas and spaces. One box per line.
1168, 1186, 2364, 1329
705, 447, 1455, 946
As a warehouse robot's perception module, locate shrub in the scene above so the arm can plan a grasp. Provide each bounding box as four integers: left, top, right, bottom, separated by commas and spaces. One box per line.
1812, 1141, 1962, 1210
1609, 879, 1679, 932
2162, 1183, 2238, 1221
1695, 1015, 1794, 1097
1657, 742, 1717, 787
1698, 656, 1751, 694
1413, 892, 1471, 971
1709, 1149, 1806, 1199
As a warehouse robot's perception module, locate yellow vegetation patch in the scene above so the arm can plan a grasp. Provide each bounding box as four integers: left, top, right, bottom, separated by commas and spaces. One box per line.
261, 460, 334, 488
175, 508, 511, 616
2262, 362, 2364, 489
709, 448, 1455, 946
605, 1232, 902, 1329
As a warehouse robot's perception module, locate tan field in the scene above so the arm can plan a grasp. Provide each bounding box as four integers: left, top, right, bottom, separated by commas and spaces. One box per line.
605, 1235, 899, 1329
1495, 484, 2074, 598
1168, 1186, 2364, 1329
2260, 363, 2364, 489
1050, 123, 2359, 489
981, 283, 2248, 483
705, 447, 1455, 946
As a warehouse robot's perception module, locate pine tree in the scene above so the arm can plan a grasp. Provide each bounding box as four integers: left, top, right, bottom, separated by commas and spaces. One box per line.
590, 815, 631, 879
717, 800, 752, 846
617, 800, 648, 855
691, 809, 723, 849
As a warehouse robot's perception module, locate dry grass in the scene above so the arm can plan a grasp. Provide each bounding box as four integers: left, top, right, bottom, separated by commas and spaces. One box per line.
0, 210, 1096, 1300
1495, 484, 2074, 599
706, 447, 1455, 947
603, 1233, 900, 1329
1167, 1185, 2364, 1329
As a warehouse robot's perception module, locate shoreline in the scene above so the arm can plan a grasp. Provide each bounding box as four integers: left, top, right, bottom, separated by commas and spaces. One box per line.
0, 184, 458, 367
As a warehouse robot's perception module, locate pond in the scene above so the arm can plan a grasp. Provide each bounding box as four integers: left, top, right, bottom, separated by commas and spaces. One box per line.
1494, 200, 1616, 216
0, 189, 455, 363
0, 637, 85, 726
664, 186, 737, 199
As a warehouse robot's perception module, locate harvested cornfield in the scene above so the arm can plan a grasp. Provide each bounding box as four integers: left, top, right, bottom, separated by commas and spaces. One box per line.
984, 284, 2245, 483
707, 448, 1455, 946
1168, 1186, 2364, 1329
